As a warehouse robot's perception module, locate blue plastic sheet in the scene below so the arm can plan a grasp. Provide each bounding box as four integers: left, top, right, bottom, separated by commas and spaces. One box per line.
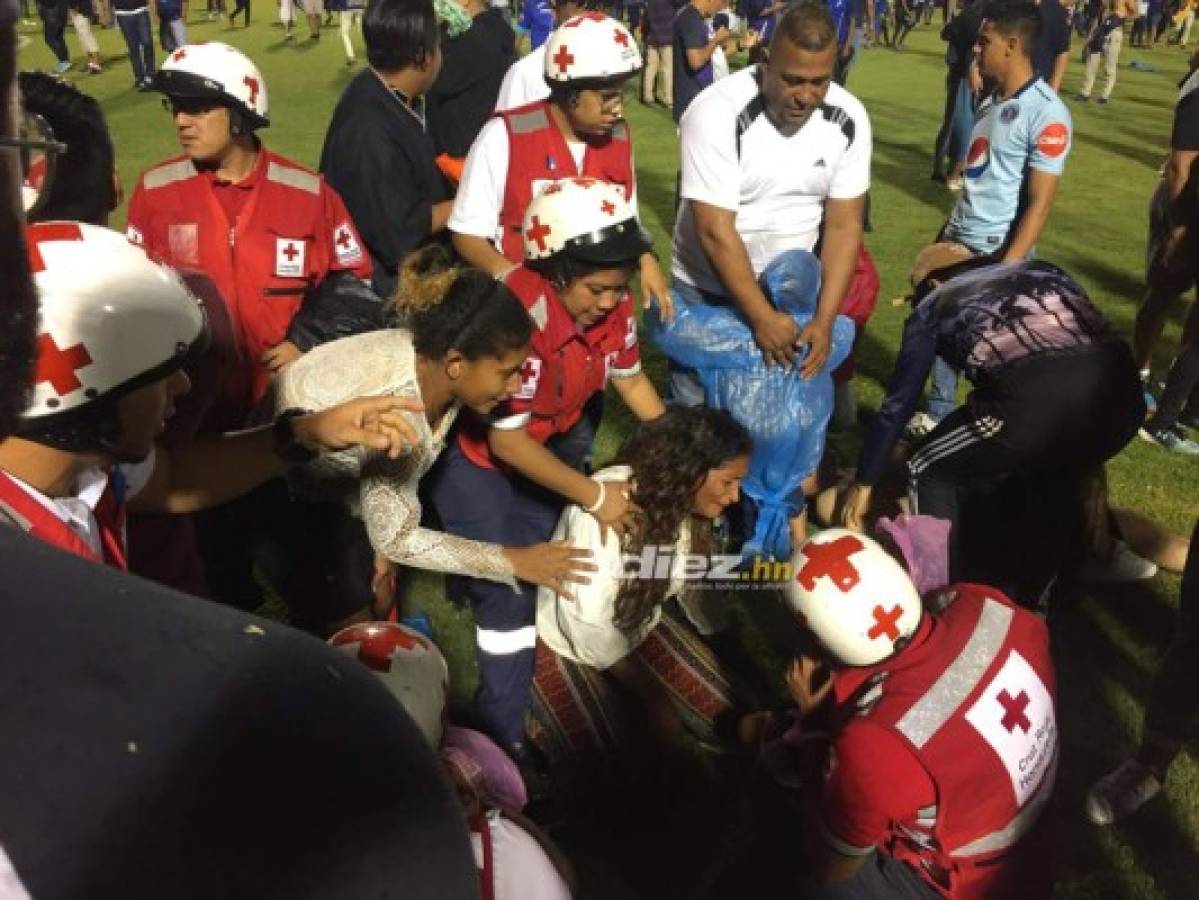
648, 250, 855, 561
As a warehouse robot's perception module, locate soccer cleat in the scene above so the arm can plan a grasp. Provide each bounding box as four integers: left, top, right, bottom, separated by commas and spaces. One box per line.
1085, 760, 1162, 825
1139, 424, 1199, 455
1077, 540, 1158, 583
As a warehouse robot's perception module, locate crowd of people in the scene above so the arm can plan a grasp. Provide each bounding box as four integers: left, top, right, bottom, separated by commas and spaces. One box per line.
3, 0, 1197, 894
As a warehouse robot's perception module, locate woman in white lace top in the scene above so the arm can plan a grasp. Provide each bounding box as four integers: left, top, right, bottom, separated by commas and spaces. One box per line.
276, 253, 595, 602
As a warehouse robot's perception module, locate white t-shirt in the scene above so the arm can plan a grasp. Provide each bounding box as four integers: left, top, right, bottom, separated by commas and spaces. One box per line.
4, 452, 155, 559
495, 45, 550, 112
449, 117, 639, 246
535, 466, 722, 670
672, 67, 872, 294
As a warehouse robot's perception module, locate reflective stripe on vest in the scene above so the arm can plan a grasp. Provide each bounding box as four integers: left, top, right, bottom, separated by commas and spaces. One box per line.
266, 161, 320, 195
951, 749, 1058, 857
895, 598, 1014, 748
143, 158, 198, 190
507, 107, 550, 135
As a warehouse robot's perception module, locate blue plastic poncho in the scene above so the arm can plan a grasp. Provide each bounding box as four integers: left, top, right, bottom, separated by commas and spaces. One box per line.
648, 250, 855, 561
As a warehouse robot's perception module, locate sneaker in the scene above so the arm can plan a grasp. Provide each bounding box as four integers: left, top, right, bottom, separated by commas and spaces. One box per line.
1097, 97, 1109, 105
1085, 760, 1162, 825
905, 411, 939, 440
1142, 383, 1158, 417
1139, 424, 1199, 455
1078, 539, 1158, 583
54, 60, 72, 73
1075, 92, 1090, 101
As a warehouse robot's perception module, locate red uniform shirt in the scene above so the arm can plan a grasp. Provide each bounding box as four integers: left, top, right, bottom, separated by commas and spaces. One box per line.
496, 101, 634, 263
820, 584, 1057, 899
0, 468, 129, 570
126, 146, 372, 411
457, 266, 641, 469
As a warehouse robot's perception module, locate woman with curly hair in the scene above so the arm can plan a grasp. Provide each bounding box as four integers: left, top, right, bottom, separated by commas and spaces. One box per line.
530, 406, 755, 761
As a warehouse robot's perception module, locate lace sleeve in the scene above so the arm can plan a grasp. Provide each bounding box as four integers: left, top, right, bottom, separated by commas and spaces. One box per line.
360, 449, 517, 588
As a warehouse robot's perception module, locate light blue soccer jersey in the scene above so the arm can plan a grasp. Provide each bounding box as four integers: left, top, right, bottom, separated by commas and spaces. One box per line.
945, 78, 1072, 253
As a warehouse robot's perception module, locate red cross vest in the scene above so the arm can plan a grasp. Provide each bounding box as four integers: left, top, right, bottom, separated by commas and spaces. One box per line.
836, 584, 1057, 898
456, 265, 640, 469
0, 468, 129, 570
496, 101, 634, 264
126, 148, 371, 411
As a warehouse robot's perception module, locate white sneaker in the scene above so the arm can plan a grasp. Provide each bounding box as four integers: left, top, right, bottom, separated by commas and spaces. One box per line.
905, 411, 939, 440
1085, 760, 1162, 825
1078, 540, 1158, 583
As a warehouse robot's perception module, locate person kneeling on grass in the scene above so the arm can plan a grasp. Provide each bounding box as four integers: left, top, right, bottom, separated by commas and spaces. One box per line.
275, 246, 596, 620
429, 177, 667, 763
530, 407, 761, 762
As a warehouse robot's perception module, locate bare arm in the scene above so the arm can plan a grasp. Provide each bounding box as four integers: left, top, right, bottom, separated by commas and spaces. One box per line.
1049, 51, 1069, 92
431, 199, 453, 234
130, 397, 420, 514
1001, 169, 1060, 262
610, 372, 667, 421
691, 198, 800, 366
687, 28, 730, 70
452, 231, 514, 277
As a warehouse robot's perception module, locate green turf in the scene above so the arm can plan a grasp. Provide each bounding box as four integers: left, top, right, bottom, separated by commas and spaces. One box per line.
15, 15, 1199, 896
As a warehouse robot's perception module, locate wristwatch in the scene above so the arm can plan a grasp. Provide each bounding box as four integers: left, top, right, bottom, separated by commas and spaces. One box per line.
273, 408, 319, 464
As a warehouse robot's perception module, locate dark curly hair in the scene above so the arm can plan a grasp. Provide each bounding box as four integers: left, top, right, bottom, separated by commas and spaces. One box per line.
389, 246, 532, 361
611, 407, 751, 632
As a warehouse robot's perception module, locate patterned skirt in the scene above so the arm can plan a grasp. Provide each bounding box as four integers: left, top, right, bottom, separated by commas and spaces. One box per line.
528, 601, 738, 762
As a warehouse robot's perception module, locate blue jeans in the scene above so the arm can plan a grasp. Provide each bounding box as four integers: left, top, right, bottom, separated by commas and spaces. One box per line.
927, 356, 959, 422
115, 10, 155, 84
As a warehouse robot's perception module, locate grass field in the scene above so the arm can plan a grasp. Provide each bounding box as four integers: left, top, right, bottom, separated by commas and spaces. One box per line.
15, 13, 1199, 897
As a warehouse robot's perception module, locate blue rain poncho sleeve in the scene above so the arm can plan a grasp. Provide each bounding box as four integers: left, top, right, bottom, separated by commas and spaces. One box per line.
647, 249, 855, 561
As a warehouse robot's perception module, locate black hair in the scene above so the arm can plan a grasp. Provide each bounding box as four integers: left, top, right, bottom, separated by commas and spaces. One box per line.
773, 0, 838, 53
611, 407, 752, 631
546, 73, 630, 108
364, 0, 440, 72
18, 72, 117, 225
391, 247, 532, 360
981, 0, 1042, 55
0, 53, 40, 440
526, 247, 640, 288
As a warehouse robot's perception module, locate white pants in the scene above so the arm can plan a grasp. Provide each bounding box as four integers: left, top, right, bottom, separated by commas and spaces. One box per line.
279, 0, 293, 26
1081, 26, 1123, 99
340, 9, 361, 59
69, 9, 98, 54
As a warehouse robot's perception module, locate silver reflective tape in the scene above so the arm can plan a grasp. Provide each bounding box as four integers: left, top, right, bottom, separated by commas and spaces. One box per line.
896, 598, 1014, 748
266, 161, 320, 195
952, 749, 1058, 857
507, 108, 549, 136
143, 158, 197, 190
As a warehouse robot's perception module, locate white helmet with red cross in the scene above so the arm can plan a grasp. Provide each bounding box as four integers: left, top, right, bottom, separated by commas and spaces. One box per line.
155, 42, 269, 130
543, 13, 642, 85
522, 176, 651, 266
785, 529, 923, 667
18, 221, 207, 451
328, 622, 449, 748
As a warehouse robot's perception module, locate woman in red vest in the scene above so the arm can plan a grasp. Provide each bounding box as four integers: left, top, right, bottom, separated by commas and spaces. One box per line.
448, 12, 672, 319
431, 177, 667, 761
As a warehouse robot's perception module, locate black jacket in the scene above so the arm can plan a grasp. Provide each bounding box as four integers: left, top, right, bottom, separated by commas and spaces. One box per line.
319, 69, 451, 299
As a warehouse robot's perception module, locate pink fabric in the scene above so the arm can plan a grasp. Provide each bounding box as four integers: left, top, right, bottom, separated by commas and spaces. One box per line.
874, 514, 952, 597
440, 726, 528, 815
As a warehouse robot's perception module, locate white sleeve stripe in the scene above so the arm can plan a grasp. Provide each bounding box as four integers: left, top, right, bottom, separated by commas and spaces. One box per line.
476, 625, 538, 655
818, 818, 878, 857
490, 412, 531, 431
610, 362, 642, 377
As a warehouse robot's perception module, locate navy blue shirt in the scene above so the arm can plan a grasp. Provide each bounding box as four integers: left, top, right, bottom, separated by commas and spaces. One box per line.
855, 262, 1113, 484
673, 4, 714, 121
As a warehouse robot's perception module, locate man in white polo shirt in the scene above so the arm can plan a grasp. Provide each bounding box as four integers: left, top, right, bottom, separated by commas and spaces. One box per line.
670, 0, 870, 398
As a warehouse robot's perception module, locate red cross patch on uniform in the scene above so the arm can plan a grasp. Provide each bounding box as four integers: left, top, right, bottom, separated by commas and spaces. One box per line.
275, 237, 306, 277
332, 222, 363, 266
964, 648, 1056, 805
516, 357, 543, 400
